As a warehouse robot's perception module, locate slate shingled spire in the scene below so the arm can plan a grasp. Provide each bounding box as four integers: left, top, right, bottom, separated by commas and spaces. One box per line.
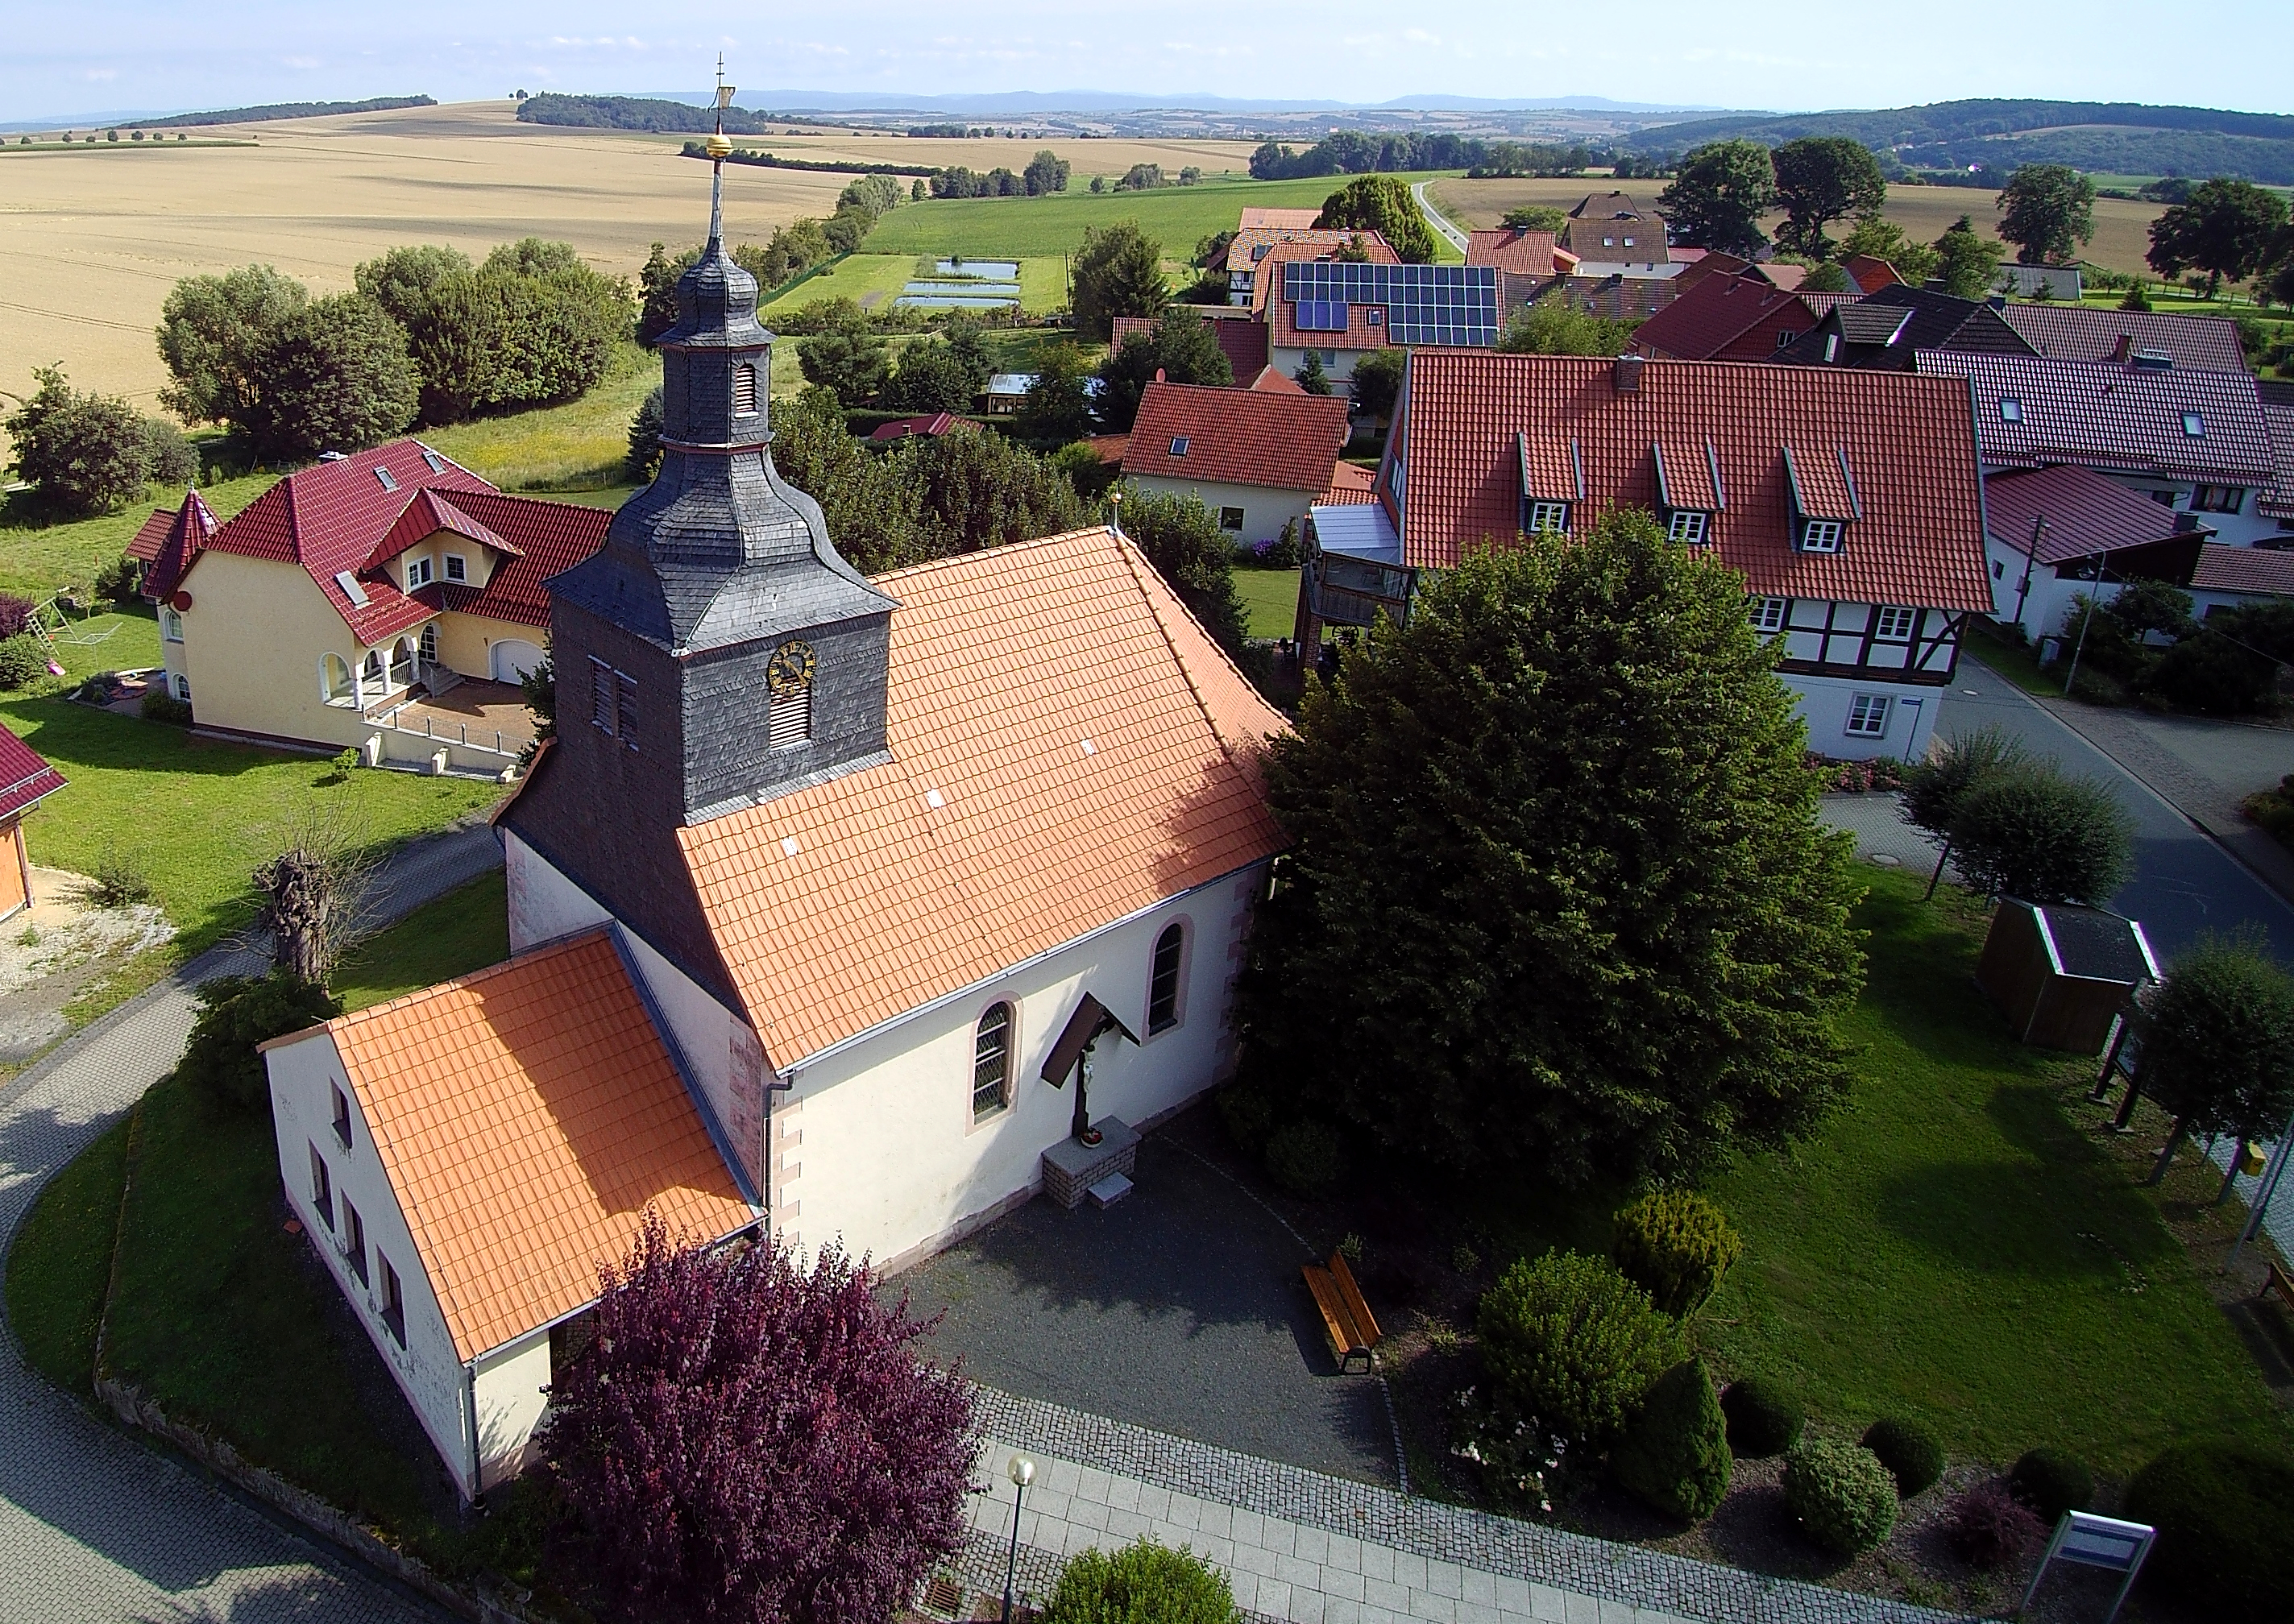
512, 77, 899, 1001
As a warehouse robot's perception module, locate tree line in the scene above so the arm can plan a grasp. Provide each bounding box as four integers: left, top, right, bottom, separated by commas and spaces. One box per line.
1248, 130, 1597, 180
927, 150, 1070, 197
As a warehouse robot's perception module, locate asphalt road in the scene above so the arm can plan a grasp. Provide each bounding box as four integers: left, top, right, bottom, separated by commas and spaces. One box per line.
1948, 655, 2294, 963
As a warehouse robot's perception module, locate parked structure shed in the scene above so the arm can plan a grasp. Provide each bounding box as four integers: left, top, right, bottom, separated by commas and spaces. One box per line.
1977, 899, 2159, 1054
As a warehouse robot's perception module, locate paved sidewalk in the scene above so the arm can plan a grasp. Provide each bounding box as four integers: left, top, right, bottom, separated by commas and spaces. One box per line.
0, 822, 503, 1624
953, 1390, 1970, 1624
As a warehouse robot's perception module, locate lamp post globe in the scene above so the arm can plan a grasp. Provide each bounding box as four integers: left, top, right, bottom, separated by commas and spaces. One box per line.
1002, 1455, 1035, 1623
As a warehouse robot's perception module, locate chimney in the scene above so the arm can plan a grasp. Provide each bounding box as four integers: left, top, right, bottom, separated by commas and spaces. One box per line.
1155, 367, 1167, 383
1612, 353, 1644, 392
2111, 333, 2134, 363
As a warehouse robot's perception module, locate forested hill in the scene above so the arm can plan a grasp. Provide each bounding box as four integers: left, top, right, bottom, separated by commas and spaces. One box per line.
1628, 99, 2294, 185
518, 93, 789, 135
139, 96, 433, 129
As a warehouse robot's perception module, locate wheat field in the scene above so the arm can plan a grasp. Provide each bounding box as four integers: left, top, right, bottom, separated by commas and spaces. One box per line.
0, 97, 1254, 434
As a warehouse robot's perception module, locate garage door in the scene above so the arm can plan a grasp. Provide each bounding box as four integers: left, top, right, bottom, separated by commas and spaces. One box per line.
490, 640, 545, 683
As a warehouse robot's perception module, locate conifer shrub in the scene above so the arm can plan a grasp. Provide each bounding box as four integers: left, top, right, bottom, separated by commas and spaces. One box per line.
0, 635, 48, 690
2123, 1440, 2294, 1622
1945, 1480, 2044, 1569
1476, 1251, 1682, 1448
1782, 1438, 1898, 1556
1043, 1539, 1242, 1624
1611, 1190, 1744, 1317
1861, 1416, 1944, 1498
2009, 1448, 2092, 1525
1719, 1376, 1802, 1458
1610, 1357, 1732, 1522
176, 974, 344, 1112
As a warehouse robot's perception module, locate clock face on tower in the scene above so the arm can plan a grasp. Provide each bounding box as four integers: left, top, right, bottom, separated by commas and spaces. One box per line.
766, 639, 817, 695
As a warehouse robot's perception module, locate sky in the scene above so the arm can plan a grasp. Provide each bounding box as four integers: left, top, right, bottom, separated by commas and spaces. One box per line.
6, 0, 2293, 122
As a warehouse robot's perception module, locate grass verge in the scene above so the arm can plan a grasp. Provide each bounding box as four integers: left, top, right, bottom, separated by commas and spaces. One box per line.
1963, 615, 2067, 698
334, 871, 508, 1013
4, 1114, 131, 1391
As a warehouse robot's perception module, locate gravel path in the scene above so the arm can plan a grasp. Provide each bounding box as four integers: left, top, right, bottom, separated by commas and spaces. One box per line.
0, 822, 502, 1624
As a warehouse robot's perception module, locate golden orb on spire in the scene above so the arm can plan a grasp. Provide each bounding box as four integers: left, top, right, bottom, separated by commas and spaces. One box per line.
705, 131, 733, 160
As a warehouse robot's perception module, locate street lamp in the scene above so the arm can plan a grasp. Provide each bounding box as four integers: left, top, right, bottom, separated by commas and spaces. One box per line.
1001, 1454, 1035, 1624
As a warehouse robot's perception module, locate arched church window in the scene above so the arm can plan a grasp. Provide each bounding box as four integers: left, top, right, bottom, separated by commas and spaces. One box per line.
972, 1002, 1013, 1121
732, 362, 759, 416
766, 639, 815, 749
1147, 922, 1184, 1034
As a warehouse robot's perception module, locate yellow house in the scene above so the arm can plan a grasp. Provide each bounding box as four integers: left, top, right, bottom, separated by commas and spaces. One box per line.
134, 443, 608, 773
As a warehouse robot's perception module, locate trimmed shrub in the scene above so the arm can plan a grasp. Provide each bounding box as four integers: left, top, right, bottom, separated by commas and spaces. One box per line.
1265, 1119, 1344, 1195
1782, 1437, 1898, 1556
93, 554, 140, 603
1861, 1416, 1944, 1498
1611, 1190, 1744, 1317
2123, 1440, 2294, 1622
2009, 1448, 2092, 1525
1719, 1376, 1803, 1458
1945, 1480, 2045, 1570
1476, 1252, 1682, 1448
176, 973, 343, 1112
141, 689, 193, 725
0, 635, 49, 690
1043, 1539, 1242, 1624
1610, 1357, 1732, 1522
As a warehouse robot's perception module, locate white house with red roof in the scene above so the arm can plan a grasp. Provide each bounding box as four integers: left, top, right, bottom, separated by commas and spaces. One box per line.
130, 443, 608, 770
0, 730, 66, 922
1121, 381, 1352, 547
1301, 351, 1995, 760
1981, 464, 2206, 641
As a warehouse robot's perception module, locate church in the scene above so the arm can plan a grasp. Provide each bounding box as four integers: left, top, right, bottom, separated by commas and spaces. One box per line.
259, 148, 1288, 1502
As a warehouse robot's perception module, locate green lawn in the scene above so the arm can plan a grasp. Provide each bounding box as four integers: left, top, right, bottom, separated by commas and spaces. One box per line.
333, 870, 508, 1013
759, 252, 922, 317
861, 175, 1452, 260
1699, 872, 2288, 1472
421, 340, 656, 492
1234, 567, 1300, 640
2, 698, 500, 953
0, 472, 276, 600
3, 1115, 131, 1391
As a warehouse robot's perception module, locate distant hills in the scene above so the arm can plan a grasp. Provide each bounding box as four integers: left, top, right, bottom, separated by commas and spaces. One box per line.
604, 89, 1725, 116
135, 95, 433, 130
1622, 99, 2294, 184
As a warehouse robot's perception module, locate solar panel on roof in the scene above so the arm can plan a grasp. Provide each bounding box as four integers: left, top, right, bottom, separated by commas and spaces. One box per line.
1296, 300, 1349, 332
1283, 260, 1499, 347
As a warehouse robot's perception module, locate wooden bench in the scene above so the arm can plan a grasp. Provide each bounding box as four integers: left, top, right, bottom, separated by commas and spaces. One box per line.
1303, 1250, 1382, 1373
2259, 1260, 2294, 1320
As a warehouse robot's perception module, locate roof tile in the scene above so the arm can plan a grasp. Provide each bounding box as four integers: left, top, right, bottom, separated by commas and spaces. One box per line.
1122, 382, 1350, 494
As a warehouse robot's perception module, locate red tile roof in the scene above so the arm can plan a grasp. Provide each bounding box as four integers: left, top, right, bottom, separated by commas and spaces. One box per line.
1999, 304, 2249, 373
2261, 404, 2294, 518
1109, 313, 1271, 386
1248, 366, 1306, 394
133, 489, 219, 603
1247, 237, 1399, 312
1122, 382, 1350, 494
418, 488, 611, 629
1466, 229, 1558, 277
1913, 350, 2276, 487
2192, 542, 2294, 597
1222, 227, 1394, 286
1980, 465, 2190, 564
183, 441, 608, 642
1388, 351, 1993, 611
1842, 255, 1902, 294
0, 728, 66, 823
1238, 207, 1325, 230
869, 412, 959, 441
1321, 461, 1379, 504
1761, 263, 1810, 292
1629, 275, 1819, 362
674, 527, 1289, 1066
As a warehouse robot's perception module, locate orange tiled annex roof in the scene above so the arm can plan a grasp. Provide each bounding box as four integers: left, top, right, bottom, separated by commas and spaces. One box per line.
280, 931, 755, 1360
1123, 381, 1351, 494
674, 526, 1288, 1067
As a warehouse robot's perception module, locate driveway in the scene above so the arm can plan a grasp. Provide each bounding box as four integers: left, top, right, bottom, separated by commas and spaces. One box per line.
0, 826, 502, 1623
897, 1116, 1392, 1485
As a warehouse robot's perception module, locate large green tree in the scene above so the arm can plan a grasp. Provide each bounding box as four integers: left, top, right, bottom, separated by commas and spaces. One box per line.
1946, 760, 2133, 905
1931, 214, 2007, 300
1015, 342, 1095, 445
1091, 307, 1234, 433
1835, 215, 1939, 284
1995, 164, 2096, 267
1495, 300, 1639, 356
796, 330, 893, 408
1771, 137, 1886, 261
1070, 222, 1168, 342
1348, 346, 1406, 428
240, 293, 420, 460
1314, 175, 1436, 263
155, 263, 308, 429
1233, 512, 1864, 1185
1657, 139, 1778, 258
1114, 487, 1251, 661
2134, 931, 2294, 1189
4, 366, 164, 516
2148, 179, 2289, 298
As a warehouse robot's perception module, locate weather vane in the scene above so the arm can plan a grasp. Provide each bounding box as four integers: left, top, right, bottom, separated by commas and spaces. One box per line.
708, 53, 735, 159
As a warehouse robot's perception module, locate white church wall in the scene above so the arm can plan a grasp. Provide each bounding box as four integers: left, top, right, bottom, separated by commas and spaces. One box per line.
472, 1332, 554, 1490
774, 863, 1268, 1274
264, 1030, 479, 1500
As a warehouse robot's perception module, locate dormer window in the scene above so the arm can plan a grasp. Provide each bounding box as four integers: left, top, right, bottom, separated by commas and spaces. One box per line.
1800, 519, 1844, 553
443, 553, 467, 582
1169, 436, 1190, 457
1526, 499, 1570, 534
2182, 411, 2205, 437
733, 362, 758, 416
405, 557, 433, 589
1666, 510, 1709, 545
2000, 398, 2022, 423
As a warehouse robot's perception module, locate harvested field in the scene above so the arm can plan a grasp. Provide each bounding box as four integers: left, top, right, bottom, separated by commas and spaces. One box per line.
0, 97, 1250, 445
1429, 176, 2172, 278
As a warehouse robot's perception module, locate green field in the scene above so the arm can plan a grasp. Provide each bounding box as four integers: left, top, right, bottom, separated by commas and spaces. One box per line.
861, 174, 1456, 261
1234, 567, 1300, 640
759, 253, 921, 317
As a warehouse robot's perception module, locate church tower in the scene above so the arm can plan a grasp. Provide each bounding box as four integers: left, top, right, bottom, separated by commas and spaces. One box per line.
505, 81, 897, 1002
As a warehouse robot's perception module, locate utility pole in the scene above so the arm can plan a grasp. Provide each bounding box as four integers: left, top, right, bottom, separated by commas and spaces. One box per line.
2061, 551, 2105, 698
2013, 513, 2045, 636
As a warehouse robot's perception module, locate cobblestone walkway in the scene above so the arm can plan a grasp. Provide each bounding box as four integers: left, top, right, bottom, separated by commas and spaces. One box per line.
952, 1390, 1973, 1624
0, 823, 502, 1623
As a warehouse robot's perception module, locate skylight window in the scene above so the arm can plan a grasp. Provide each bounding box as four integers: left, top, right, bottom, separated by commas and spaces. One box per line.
1999, 398, 2022, 423
374, 466, 398, 491
420, 447, 446, 473
2183, 411, 2205, 437
333, 570, 369, 607
1169, 436, 1190, 457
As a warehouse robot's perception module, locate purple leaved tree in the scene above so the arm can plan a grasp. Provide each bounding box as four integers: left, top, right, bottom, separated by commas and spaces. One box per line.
541, 1212, 978, 1624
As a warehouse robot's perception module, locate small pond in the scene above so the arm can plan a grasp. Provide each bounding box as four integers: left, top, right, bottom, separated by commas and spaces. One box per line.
902, 280, 1023, 297
932, 258, 1020, 279
894, 292, 1021, 310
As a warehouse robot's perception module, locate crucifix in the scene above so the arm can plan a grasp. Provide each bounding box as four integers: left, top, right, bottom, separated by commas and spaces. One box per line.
1041, 992, 1139, 1147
